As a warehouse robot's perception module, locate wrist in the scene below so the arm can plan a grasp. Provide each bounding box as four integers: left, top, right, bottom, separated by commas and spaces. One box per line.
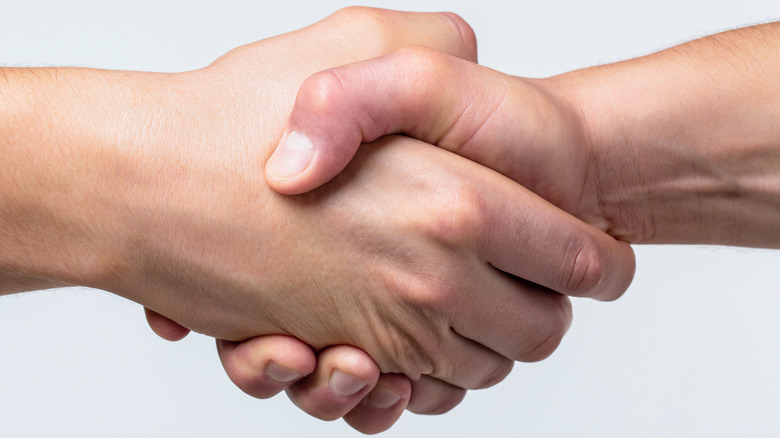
551, 31, 780, 247
545, 64, 662, 243
0, 68, 181, 293
534, 71, 625, 237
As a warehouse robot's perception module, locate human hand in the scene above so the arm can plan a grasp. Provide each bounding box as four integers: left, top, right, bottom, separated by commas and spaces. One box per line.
264, 45, 599, 227
265, 24, 780, 248
253, 44, 637, 430
126, 7, 487, 432
149, 306, 463, 432
219, 18, 780, 435
0, 6, 631, 432
216, 21, 636, 432
134, 123, 634, 404
137, 7, 486, 432
131, 10, 632, 432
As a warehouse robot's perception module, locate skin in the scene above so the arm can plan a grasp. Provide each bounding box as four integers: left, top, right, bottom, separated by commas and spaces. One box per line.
266, 22, 780, 247
0, 7, 636, 435
245, 19, 780, 432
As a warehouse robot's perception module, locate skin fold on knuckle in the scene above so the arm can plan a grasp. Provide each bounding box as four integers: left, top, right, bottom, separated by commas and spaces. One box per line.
372, 270, 459, 381
559, 233, 608, 298
376, 309, 449, 381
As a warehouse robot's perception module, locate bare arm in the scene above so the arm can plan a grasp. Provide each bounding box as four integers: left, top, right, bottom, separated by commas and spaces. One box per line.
0, 8, 636, 434
564, 22, 780, 246
265, 21, 780, 248
0, 67, 168, 296
250, 21, 780, 427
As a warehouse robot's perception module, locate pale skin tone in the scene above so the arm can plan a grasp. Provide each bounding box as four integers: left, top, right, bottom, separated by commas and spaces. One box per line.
217, 19, 780, 432
0, 7, 636, 435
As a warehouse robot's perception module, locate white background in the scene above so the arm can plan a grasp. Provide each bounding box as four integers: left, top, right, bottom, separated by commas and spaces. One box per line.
1, 1, 779, 437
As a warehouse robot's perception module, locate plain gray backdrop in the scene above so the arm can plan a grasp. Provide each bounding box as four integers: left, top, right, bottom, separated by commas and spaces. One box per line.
1, 1, 779, 437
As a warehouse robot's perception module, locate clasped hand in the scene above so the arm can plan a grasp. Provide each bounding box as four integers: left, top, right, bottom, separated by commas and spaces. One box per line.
4, 3, 777, 434
136, 7, 634, 434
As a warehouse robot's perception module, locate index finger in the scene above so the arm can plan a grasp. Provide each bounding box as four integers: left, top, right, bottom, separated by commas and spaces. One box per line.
381, 136, 636, 300
461, 150, 636, 300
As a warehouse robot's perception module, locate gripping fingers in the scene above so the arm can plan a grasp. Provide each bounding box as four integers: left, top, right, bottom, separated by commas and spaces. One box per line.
264, 46, 494, 195
473, 172, 636, 301
285, 345, 381, 421
144, 307, 190, 341
450, 269, 574, 363
342, 374, 411, 434
407, 376, 467, 415
217, 336, 316, 399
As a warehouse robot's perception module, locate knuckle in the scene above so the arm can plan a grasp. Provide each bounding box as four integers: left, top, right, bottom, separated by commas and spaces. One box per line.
386, 277, 463, 380
393, 45, 442, 63
392, 45, 451, 77
330, 5, 383, 21
328, 6, 373, 22
328, 6, 395, 41
439, 12, 478, 61
324, 8, 478, 62
404, 272, 458, 311
373, 278, 446, 378
379, 324, 439, 379
389, 46, 456, 94
515, 294, 572, 362
296, 70, 346, 117
425, 183, 485, 248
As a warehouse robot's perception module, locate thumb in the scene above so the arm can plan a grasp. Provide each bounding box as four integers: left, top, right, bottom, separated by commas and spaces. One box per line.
264, 98, 364, 195
264, 45, 499, 195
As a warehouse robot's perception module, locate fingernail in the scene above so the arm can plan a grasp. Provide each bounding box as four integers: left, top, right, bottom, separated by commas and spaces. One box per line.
330, 369, 367, 397
266, 361, 303, 384
267, 131, 314, 180
368, 386, 402, 409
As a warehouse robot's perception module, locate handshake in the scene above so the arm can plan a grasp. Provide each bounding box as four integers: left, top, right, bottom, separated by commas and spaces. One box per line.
2, 7, 778, 434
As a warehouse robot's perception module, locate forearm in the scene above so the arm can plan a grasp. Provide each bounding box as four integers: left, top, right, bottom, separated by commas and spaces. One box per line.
559, 22, 780, 247
0, 67, 167, 294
